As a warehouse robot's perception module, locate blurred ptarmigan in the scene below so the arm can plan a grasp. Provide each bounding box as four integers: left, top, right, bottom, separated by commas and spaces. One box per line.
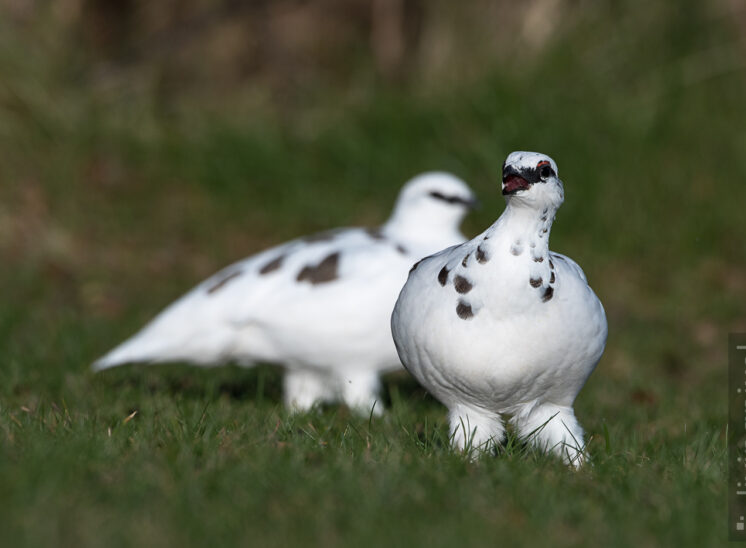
391, 152, 607, 466
93, 172, 477, 416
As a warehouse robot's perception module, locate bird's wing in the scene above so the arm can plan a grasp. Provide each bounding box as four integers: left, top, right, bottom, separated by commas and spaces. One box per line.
222, 227, 413, 327
549, 251, 588, 283
403, 232, 483, 288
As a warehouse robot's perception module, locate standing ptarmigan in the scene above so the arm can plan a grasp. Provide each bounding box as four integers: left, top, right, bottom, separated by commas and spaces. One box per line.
391, 152, 607, 466
93, 172, 477, 416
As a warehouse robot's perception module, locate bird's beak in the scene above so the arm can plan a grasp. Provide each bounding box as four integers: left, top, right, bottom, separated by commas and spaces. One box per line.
502, 175, 530, 195
502, 166, 531, 195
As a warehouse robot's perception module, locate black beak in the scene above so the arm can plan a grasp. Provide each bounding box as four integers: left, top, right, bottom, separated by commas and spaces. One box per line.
502, 165, 521, 180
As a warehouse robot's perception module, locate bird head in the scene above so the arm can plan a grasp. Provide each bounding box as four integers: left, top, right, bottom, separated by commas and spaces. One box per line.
386, 171, 478, 242
501, 151, 564, 210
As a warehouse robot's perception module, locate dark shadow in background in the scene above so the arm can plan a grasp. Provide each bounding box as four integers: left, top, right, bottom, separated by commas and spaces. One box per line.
94, 363, 438, 411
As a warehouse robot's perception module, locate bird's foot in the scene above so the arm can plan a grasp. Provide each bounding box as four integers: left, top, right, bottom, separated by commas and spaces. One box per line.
283, 369, 335, 413
511, 402, 586, 468
448, 405, 505, 457
339, 371, 384, 418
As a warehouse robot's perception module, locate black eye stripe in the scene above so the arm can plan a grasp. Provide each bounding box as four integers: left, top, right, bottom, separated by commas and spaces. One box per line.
429, 191, 472, 206
502, 163, 555, 184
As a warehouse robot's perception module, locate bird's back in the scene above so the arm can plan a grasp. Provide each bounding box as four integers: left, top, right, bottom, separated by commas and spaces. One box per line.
95, 227, 436, 372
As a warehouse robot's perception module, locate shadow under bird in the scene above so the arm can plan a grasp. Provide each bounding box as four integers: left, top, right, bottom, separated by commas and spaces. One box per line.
391, 152, 607, 467
93, 172, 477, 415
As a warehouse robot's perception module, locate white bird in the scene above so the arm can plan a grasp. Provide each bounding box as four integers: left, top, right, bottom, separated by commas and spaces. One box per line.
93, 172, 477, 416
391, 152, 607, 466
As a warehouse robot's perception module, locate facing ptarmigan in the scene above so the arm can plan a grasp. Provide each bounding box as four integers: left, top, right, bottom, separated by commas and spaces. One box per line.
391, 152, 607, 467
93, 172, 477, 416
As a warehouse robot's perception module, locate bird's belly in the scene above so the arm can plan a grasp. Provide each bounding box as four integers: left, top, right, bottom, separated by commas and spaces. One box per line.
255, 322, 401, 373
395, 287, 606, 412
236, 283, 404, 374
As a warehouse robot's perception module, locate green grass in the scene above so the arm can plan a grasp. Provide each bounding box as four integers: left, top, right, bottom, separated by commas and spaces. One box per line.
0, 1, 741, 546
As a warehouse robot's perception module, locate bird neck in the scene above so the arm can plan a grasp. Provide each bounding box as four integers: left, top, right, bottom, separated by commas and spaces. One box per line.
383, 209, 464, 250
484, 201, 557, 262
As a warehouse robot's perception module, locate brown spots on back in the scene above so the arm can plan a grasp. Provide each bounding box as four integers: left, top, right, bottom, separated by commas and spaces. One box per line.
549, 259, 555, 269
207, 270, 243, 294
259, 255, 284, 275
438, 266, 449, 286
456, 301, 474, 320
542, 286, 554, 302
510, 243, 523, 256
550, 271, 556, 284
461, 254, 469, 267
529, 277, 542, 288
476, 245, 489, 264
365, 227, 385, 241
297, 252, 340, 285
396, 244, 408, 255
533, 256, 544, 263
453, 275, 473, 294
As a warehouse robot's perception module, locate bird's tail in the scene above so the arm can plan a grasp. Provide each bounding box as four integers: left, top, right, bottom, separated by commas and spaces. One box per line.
91, 332, 160, 371
91, 321, 241, 371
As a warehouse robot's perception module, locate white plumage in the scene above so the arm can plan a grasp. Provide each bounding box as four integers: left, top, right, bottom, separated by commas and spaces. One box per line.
391, 152, 607, 466
93, 172, 477, 415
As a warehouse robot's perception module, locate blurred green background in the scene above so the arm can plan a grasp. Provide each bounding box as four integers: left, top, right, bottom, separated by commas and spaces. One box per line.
0, 0, 743, 546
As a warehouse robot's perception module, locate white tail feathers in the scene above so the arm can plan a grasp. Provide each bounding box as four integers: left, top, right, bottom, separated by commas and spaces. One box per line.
91, 336, 156, 371
90, 321, 184, 371
91, 320, 240, 371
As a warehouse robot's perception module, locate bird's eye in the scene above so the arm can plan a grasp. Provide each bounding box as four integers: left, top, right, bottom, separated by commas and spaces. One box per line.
539, 165, 553, 179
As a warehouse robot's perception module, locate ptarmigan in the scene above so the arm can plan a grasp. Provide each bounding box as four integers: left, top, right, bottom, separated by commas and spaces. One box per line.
93, 172, 477, 416
391, 152, 607, 466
